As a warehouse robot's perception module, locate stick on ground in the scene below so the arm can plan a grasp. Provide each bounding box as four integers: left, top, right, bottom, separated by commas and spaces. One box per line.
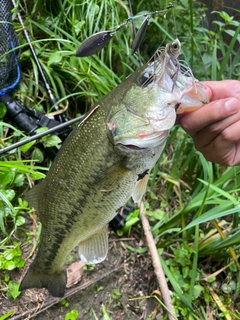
140, 202, 177, 320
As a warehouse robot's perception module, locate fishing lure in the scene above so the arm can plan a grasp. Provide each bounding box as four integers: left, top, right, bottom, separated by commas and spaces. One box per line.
76, 3, 174, 58
76, 31, 112, 57
131, 15, 149, 55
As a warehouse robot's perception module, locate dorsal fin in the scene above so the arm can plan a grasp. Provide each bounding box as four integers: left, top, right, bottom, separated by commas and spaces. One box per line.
24, 182, 43, 211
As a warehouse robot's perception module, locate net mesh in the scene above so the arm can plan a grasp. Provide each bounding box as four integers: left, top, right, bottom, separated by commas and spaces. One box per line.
0, 0, 20, 96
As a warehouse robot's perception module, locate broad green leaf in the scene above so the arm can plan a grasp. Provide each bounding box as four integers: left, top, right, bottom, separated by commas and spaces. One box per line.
31, 148, 44, 163
7, 282, 21, 299
20, 140, 36, 153
41, 134, 61, 148
0, 171, 15, 187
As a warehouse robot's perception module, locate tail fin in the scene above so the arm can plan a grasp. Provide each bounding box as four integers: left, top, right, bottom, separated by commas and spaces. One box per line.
20, 264, 67, 297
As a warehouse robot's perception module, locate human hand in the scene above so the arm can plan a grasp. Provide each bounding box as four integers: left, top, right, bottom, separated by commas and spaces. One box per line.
179, 80, 240, 166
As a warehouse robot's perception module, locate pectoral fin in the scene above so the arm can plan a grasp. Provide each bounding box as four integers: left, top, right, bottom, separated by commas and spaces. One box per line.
78, 226, 109, 264
132, 173, 149, 203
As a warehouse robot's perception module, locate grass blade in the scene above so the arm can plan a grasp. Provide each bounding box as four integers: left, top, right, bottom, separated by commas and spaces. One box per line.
217, 21, 240, 78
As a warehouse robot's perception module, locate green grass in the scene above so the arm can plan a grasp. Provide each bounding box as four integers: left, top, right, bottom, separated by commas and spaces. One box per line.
1, 0, 240, 318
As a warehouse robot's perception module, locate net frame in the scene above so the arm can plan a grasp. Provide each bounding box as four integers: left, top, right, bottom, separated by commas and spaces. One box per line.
0, 0, 20, 96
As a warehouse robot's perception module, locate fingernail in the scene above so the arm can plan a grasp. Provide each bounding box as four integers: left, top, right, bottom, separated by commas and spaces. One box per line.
225, 99, 239, 113
202, 85, 212, 100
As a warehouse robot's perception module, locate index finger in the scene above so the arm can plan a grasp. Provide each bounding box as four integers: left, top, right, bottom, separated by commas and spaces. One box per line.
179, 98, 240, 136
202, 80, 240, 102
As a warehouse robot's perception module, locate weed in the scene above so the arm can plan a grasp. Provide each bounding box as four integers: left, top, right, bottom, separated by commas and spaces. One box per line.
65, 309, 79, 320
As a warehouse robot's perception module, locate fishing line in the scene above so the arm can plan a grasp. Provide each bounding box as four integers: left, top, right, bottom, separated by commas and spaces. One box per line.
171, 2, 178, 40
127, 0, 142, 67
189, 0, 194, 68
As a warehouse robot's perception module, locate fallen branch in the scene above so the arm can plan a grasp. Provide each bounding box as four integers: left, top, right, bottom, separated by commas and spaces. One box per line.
140, 202, 177, 320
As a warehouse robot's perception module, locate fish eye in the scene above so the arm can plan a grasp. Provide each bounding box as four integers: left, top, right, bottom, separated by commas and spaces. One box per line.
138, 71, 154, 87
173, 43, 179, 50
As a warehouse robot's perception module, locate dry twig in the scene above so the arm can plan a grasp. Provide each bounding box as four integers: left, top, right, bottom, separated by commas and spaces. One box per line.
140, 202, 177, 320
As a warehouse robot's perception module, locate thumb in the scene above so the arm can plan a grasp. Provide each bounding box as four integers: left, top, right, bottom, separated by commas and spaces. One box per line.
201, 82, 213, 101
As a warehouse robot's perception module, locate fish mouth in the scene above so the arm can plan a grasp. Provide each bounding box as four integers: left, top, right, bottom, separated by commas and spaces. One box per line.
115, 128, 170, 152
114, 142, 150, 156
124, 144, 146, 150
175, 102, 181, 111
174, 83, 209, 114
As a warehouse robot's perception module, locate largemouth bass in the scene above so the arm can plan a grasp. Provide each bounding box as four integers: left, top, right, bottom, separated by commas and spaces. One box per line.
20, 39, 208, 297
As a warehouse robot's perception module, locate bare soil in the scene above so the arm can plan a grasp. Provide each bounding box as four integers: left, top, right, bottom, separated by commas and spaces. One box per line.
0, 230, 163, 320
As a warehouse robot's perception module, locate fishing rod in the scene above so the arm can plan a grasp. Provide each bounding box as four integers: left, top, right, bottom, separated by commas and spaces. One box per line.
0, 114, 84, 155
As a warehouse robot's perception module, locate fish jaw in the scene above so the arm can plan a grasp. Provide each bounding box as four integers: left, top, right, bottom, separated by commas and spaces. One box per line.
175, 83, 209, 114
159, 56, 209, 114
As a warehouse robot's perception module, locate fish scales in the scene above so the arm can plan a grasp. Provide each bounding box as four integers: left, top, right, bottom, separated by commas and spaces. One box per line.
20, 39, 209, 297
20, 90, 155, 297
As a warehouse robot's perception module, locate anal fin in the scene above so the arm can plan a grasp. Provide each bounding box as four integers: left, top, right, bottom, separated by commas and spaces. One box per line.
78, 226, 109, 264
